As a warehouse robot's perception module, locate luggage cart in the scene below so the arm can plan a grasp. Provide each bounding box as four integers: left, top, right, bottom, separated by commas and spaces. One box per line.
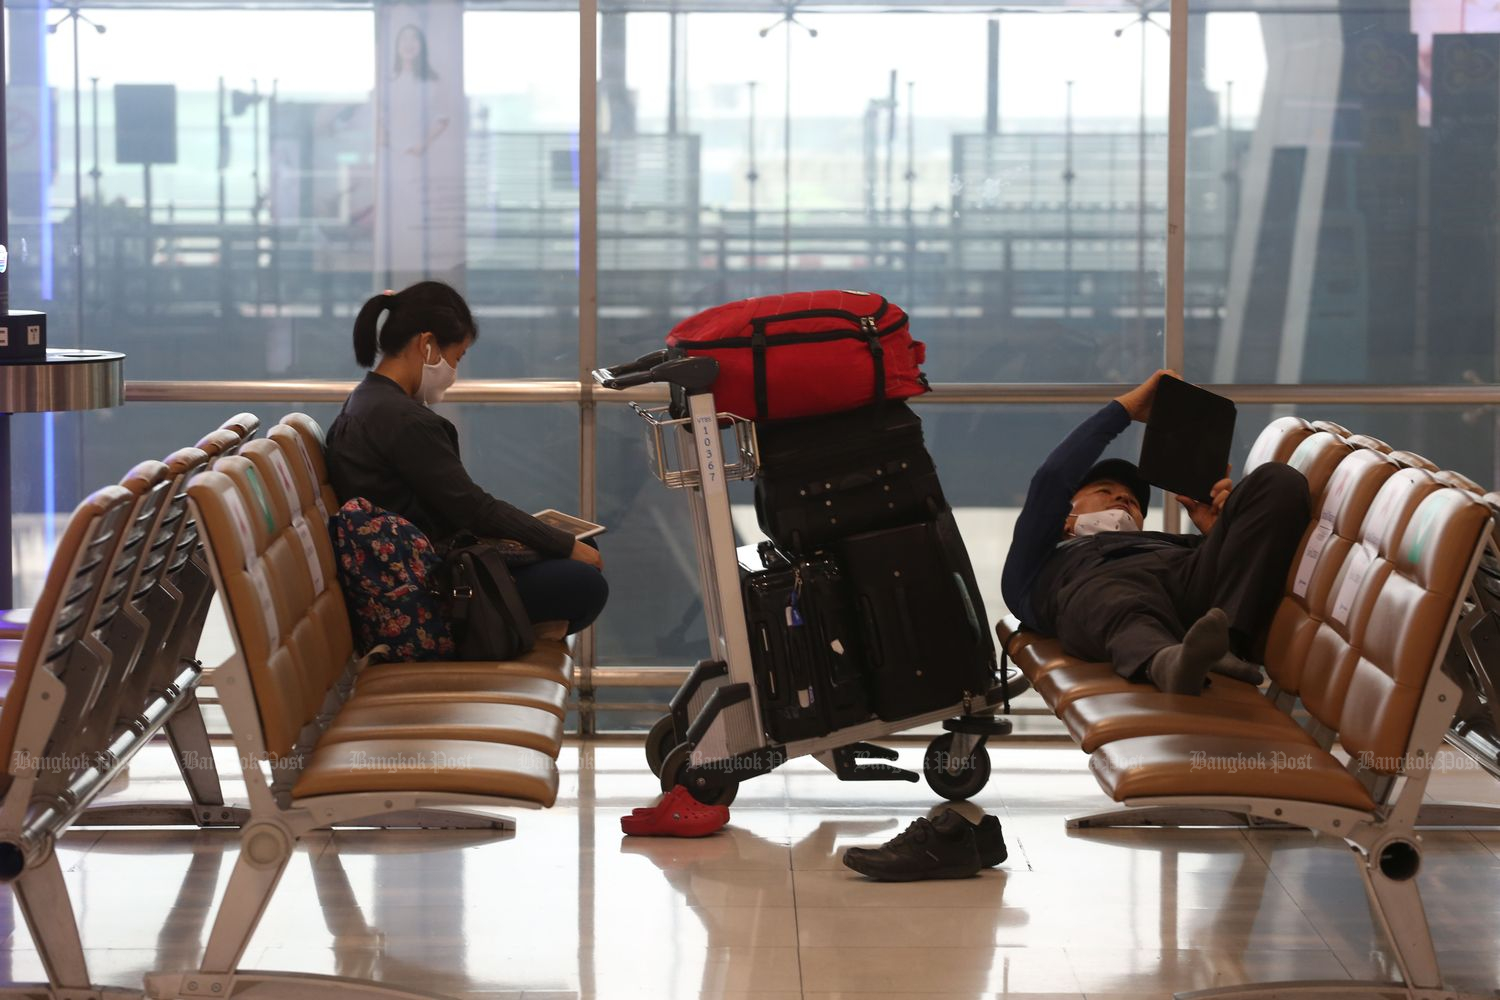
595, 350, 1022, 805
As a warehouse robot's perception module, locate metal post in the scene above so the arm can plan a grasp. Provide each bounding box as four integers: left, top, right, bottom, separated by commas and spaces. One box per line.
985, 19, 1000, 135
90, 77, 101, 292
1164, 0, 1189, 534
747, 81, 757, 287
1064, 79, 1075, 321
667, 11, 678, 136
578, 0, 600, 736
1222, 79, 1235, 299
0, 415, 11, 607
1136, 19, 1147, 356
71, 12, 84, 347
142, 163, 153, 319
251, 79, 262, 318
782, 23, 792, 280
885, 69, 896, 233
1165, 0, 1187, 373
0, 0, 10, 324
905, 80, 916, 305
269, 79, 280, 318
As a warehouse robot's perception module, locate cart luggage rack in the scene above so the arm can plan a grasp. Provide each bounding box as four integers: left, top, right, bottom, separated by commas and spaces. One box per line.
629, 402, 760, 488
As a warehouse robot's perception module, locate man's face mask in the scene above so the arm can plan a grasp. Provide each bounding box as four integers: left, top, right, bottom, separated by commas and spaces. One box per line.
1073, 508, 1140, 536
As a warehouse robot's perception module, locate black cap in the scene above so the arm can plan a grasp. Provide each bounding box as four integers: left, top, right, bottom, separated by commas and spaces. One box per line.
1077, 458, 1151, 515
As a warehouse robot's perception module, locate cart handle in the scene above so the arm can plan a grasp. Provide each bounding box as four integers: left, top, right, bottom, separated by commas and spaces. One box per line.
592, 352, 719, 392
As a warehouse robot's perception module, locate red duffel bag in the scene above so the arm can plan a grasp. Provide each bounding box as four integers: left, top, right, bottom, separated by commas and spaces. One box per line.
665, 290, 928, 422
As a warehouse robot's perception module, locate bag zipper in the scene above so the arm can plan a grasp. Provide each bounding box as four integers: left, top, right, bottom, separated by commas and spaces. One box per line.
683, 315, 909, 351
680, 299, 905, 350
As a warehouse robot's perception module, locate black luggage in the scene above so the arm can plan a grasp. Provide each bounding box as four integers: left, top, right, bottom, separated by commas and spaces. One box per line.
754, 401, 947, 553
835, 513, 997, 721
741, 552, 874, 743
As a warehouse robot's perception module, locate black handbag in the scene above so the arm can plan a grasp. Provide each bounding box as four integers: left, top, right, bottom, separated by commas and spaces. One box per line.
431, 540, 536, 661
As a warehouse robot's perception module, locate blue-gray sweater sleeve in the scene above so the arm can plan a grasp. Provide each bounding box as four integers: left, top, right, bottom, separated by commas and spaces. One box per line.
1001, 400, 1132, 621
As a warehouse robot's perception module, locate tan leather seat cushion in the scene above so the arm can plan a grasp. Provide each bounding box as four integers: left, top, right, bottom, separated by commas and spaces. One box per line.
356, 644, 574, 694
292, 739, 559, 806
1001, 622, 1267, 713
324, 700, 564, 756
1090, 734, 1375, 811
1062, 691, 1315, 753
1036, 662, 1134, 712
350, 676, 570, 719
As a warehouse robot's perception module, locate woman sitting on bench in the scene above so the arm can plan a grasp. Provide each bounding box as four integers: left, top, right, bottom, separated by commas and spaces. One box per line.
325, 280, 608, 635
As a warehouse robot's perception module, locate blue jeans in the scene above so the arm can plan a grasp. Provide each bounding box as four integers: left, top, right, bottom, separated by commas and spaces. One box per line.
511, 555, 609, 635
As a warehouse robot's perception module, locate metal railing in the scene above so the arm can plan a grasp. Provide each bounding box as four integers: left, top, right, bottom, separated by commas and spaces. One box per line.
125, 379, 1500, 407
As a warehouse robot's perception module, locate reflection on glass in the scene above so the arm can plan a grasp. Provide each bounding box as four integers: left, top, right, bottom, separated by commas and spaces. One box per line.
1196, 3, 1500, 391
599, 8, 1172, 385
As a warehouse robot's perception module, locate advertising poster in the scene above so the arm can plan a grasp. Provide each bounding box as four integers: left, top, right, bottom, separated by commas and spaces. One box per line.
374, 0, 466, 288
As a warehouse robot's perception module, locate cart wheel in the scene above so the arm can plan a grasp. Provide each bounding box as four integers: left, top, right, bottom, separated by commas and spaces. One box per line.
660, 743, 740, 807
923, 732, 991, 802
644, 714, 679, 778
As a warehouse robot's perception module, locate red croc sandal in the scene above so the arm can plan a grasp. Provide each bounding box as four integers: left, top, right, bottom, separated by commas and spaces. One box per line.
621, 785, 730, 837
627, 785, 731, 818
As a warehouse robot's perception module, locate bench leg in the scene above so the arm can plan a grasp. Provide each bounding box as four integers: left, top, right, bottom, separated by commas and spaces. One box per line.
146, 970, 465, 999
74, 694, 251, 830
11, 850, 94, 997
146, 821, 296, 999
1176, 982, 1467, 1000
1067, 805, 1296, 829
318, 809, 513, 831
1414, 801, 1500, 827
1358, 841, 1443, 994
1175, 840, 1467, 1000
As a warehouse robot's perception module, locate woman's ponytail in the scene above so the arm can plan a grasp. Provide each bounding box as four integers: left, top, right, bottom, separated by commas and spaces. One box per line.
349, 282, 472, 368
352, 292, 395, 368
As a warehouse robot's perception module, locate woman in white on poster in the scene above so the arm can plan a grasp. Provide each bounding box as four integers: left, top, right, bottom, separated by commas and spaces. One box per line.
377, 22, 460, 284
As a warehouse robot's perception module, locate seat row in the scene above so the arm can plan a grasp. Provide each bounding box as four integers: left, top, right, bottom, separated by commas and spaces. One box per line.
999, 415, 1497, 1000
0, 410, 579, 1000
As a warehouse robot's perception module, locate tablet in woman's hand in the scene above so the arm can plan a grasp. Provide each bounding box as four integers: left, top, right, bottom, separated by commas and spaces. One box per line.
533, 508, 607, 539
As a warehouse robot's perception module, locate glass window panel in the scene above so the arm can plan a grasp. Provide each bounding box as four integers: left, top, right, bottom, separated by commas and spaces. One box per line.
597, 5, 1171, 383
1190, 1, 1500, 385
10, 401, 578, 608
9, 6, 578, 381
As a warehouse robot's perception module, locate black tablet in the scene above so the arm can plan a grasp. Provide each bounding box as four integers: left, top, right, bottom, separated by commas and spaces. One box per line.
1136, 376, 1237, 503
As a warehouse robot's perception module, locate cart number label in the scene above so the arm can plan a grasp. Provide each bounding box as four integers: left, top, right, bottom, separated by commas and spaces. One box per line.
697, 416, 718, 483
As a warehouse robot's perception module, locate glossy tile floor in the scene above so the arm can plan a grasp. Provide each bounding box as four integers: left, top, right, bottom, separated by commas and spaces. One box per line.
7, 740, 1500, 999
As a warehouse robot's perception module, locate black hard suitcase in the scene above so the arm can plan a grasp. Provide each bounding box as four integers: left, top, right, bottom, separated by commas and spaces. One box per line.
754, 401, 947, 553
741, 553, 874, 744
835, 513, 997, 721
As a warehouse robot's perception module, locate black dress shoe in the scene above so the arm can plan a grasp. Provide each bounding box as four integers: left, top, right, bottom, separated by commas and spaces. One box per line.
841, 810, 983, 882
970, 813, 1007, 867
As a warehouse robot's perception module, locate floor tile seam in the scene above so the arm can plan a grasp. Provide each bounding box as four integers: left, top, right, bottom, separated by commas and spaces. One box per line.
788, 852, 808, 998
60, 829, 108, 867
1255, 849, 1349, 959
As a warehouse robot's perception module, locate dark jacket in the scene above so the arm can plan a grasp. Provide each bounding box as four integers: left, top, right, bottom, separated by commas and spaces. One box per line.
1001, 400, 1198, 624
325, 372, 575, 557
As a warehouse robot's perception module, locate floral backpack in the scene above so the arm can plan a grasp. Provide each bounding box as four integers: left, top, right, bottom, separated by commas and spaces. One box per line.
328, 498, 454, 662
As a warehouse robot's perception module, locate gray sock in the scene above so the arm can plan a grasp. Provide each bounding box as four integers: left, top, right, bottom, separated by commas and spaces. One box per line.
1209, 651, 1265, 685
1148, 608, 1229, 696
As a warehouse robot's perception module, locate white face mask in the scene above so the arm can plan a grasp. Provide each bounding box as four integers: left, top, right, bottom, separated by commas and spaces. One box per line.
417, 341, 457, 405
1072, 508, 1140, 537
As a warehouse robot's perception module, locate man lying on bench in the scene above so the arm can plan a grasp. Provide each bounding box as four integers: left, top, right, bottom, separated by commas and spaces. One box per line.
1000, 370, 1311, 694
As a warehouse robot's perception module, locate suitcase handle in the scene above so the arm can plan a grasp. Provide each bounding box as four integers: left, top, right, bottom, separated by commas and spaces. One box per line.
593, 353, 719, 392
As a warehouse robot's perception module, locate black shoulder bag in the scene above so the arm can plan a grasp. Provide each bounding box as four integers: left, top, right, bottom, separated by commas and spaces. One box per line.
431, 539, 535, 661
